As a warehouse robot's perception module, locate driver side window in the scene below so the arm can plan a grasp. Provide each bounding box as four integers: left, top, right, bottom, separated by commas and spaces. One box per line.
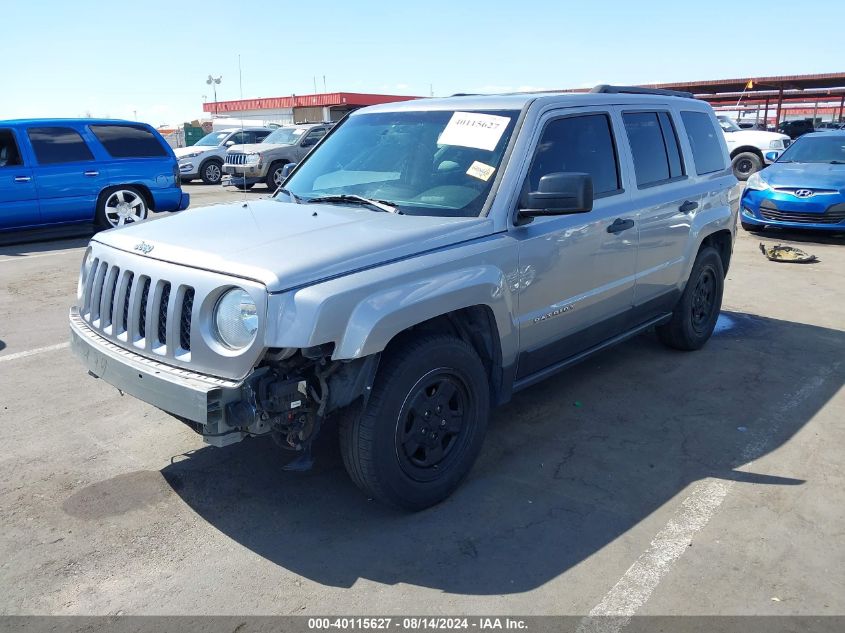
527, 113, 622, 197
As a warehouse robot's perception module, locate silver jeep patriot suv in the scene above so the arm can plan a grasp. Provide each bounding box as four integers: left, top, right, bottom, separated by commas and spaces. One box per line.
70, 86, 738, 510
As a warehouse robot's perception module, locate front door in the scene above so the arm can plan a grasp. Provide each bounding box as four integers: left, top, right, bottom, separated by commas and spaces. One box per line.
25, 125, 108, 225
0, 128, 39, 230
513, 109, 638, 379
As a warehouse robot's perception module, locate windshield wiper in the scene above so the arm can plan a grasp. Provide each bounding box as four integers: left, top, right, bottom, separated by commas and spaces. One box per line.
306, 194, 400, 214
829, 160, 845, 164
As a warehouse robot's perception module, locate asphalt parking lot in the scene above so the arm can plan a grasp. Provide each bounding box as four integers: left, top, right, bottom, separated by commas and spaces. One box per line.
1, 183, 843, 618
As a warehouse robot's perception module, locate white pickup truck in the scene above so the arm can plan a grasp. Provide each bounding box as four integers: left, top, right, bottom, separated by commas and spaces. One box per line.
717, 116, 791, 180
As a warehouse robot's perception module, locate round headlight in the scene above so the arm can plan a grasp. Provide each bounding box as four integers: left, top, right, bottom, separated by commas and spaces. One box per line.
214, 288, 258, 349
77, 246, 94, 299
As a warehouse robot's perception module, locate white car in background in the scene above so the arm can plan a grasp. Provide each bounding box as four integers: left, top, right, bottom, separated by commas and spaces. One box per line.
717, 116, 791, 181
175, 127, 273, 184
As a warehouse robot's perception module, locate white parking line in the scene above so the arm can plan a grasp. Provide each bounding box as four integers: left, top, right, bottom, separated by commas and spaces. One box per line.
0, 342, 70, 363
576, 368, 833, 633
0, 248, 82, 263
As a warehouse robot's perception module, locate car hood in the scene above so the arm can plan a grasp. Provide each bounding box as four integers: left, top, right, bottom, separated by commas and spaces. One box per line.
228, 143, 293, 154
724, 130, 790, 144
760, 162, 845, 191
173, 146, 215, 158
93, 199, 493, 292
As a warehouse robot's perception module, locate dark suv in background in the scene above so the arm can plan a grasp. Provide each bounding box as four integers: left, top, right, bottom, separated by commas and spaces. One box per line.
778, 119, 815, 139
0, 119, 188, 235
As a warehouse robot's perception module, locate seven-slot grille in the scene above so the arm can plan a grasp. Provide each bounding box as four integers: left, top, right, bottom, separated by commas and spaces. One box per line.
80, 258, 195, 354
225, 153, 248, 166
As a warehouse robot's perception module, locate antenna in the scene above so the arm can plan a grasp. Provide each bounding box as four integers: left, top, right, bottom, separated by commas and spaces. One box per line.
238, 55, 243, 99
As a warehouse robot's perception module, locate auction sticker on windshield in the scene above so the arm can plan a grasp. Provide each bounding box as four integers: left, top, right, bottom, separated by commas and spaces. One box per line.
466, 160, 496, 181
438, 112, 510, 151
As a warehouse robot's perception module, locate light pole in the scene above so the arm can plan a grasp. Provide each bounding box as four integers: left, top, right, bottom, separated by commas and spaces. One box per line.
206, 75, 222, 116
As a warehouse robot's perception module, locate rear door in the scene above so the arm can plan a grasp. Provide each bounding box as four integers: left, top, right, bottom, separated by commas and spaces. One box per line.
26, 125, 109, 225
0, 127, 40, 230
513, 108, 637, 379
619, 109, 697, 317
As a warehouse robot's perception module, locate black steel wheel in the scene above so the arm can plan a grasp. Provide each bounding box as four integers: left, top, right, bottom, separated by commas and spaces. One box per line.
731, 151, 762, 181
339, 334, 489, 510
657, 246, 724, 351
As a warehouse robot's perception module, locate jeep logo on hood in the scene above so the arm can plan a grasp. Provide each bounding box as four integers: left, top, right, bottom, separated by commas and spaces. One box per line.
134, 241, 154, 255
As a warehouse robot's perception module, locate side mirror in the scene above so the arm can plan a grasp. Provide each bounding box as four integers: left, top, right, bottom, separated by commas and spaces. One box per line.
517, 172, 593, 223
224, 140, 235, 147
280, 163, 298, 179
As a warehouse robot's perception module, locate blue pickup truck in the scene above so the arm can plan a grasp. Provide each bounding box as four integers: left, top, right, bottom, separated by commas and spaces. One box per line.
0, 119, 189, 235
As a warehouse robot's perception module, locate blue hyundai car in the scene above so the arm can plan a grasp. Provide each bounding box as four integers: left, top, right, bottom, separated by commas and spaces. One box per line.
0, 119, 189, 236
740, 130, 845, 232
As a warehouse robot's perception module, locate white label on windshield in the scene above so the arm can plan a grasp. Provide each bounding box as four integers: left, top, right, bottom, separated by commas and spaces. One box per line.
292, 129, 305, 135
466, 160, 496, 181
438, 112, 510, 151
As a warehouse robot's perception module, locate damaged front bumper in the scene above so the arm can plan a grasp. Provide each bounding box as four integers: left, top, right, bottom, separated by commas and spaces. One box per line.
69, 308, 259, 447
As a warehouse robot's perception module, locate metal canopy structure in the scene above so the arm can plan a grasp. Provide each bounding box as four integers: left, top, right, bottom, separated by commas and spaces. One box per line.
647, 73, 845, 125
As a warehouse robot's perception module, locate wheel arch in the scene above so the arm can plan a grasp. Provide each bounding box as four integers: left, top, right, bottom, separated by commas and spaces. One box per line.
730, 145, 765, 161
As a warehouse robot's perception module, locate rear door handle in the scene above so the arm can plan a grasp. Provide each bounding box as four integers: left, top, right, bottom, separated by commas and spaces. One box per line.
679, 200, 698, 214
14, 176, 31, 183
83, 170, 100, 177
607, 218, 635, 234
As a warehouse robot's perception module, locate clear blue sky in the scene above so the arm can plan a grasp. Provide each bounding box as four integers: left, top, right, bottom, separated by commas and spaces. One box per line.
4, 0, 843, 126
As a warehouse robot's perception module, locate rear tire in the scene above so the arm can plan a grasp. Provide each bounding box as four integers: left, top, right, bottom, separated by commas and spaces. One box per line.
200, 160, 223, 185
95, 186, 149, 230
731, 151, 762, 181
339, 334, 490, 511
657, 246, 724, 351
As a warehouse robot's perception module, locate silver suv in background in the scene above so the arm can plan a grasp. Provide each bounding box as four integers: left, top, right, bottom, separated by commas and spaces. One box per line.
70, 86, 738, 510
176, 127, 273, 184
222, 123, 331, 190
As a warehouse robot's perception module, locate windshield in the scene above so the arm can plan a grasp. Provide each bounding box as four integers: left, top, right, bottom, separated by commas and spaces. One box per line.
777, 134, 845, 163
263, 127, 304, 145
194, 131, 230, 147
282, 109, 519, 217
717, 116, 741, 133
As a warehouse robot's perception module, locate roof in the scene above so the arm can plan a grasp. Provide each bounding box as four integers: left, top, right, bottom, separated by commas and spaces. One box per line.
0, 117, 142, 126
359, 90, 710, 114
202, 92, 420, 114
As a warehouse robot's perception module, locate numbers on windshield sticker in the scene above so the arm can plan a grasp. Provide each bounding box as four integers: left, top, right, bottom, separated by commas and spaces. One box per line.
437, 112, 510, 151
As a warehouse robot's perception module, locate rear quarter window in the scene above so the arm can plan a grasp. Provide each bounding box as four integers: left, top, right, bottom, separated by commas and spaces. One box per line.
90, 124, 168, 158
680, 111, 726, 174
27, 127, 94, 164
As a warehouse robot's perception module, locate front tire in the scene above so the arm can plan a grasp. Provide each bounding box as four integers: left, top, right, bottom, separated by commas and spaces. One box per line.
657, 246, 724, 351
339, 334, 490, 511
200, 160, 223, 185
266, 162, 287, 191
95, 186, 149, 229
731, 151, 762, 181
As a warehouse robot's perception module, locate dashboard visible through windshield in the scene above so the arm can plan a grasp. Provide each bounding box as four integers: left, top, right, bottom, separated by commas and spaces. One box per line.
281, 109, 520, 217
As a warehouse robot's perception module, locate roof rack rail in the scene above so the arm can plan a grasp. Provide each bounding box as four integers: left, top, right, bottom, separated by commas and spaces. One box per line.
450, 93, 481, 97
590, 84, 695, 99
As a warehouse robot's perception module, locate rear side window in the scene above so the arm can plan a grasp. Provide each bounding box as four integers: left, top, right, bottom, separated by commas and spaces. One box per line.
528, 113, 621, 196
90, 125, 168, 158
27, 127, 94, 164
623, 112, 685, 187
680, 111, 726, 174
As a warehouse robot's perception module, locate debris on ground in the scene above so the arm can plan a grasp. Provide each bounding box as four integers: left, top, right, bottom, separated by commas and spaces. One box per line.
759, 243, 819, 264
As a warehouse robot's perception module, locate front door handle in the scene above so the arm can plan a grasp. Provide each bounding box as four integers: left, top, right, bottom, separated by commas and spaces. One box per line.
679, 200, 699, 214
14, 176, 31, 183
83, 170, 100, 177
607, 218, 635, 234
